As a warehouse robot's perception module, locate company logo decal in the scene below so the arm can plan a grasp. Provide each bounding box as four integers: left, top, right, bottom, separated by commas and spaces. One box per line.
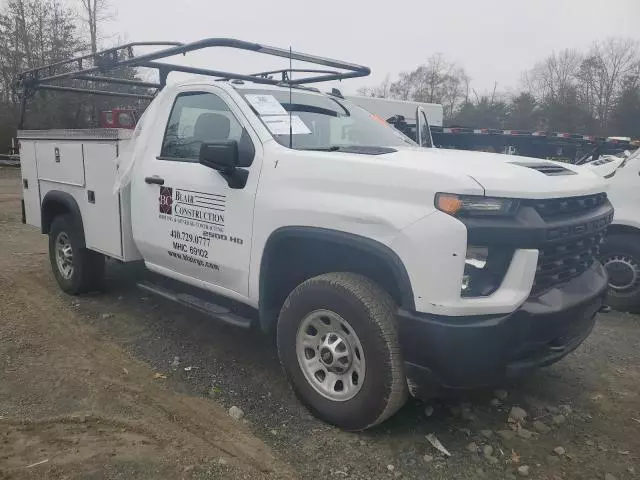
159, 186, 173, 214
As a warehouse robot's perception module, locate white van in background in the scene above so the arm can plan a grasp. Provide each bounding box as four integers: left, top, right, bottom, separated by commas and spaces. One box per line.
345, 96, 443, 127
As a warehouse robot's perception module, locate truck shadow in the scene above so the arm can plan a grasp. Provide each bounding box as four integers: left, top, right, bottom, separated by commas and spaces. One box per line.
71, 261, 616, 475
62, 260, 640, 480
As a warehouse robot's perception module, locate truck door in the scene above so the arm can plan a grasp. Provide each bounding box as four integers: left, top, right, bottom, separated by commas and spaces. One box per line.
131, 88, 261, 298
416, 107, 433, 148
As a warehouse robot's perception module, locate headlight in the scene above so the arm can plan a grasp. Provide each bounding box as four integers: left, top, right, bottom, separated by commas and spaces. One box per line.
435, 193, 519, 217
461, 246, 513, 297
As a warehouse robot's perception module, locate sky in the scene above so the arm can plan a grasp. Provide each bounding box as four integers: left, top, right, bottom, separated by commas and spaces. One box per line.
103, 0, 640, 96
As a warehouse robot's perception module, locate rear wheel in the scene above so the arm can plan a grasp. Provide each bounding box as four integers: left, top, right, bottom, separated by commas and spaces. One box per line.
49, 214, 105, 295
600, 232, 640, 313
277, 272, 407, 431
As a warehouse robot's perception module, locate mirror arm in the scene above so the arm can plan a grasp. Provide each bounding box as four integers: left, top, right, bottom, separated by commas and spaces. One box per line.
219, 167, 248, 189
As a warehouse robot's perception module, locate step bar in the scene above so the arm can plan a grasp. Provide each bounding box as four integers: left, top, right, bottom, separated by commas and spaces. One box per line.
137, 281, 252, 329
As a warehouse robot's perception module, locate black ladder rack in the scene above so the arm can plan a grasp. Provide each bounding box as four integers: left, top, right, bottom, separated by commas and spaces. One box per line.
16, 37, 370, 98
16, 37, 370, 130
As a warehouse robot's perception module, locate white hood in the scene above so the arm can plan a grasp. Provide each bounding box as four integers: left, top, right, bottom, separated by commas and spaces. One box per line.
583, 156, 625, 178
386, 148, 607, 199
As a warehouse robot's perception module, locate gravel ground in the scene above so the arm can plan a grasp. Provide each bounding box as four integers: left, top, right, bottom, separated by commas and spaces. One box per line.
1, 166, 639, 479
0, 168, 295, 479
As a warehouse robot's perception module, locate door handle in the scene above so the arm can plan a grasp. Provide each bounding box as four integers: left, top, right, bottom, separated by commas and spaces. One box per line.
145, 175, 165, 185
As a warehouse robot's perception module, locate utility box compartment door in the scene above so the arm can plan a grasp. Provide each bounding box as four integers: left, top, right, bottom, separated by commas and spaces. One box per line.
35, 142, 85, 186
82, 143, 122, 258
19, 141, 41, 228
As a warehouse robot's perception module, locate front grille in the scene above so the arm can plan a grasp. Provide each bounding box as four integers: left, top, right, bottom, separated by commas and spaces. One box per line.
530, 193, 608, 219
532, 229, 606, 295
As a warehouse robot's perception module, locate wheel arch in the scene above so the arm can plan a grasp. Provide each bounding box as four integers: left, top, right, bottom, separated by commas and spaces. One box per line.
41, 191, 86, 247
601, 222, 640, 313
258, 226, 415, 332
607, 223, 640, 237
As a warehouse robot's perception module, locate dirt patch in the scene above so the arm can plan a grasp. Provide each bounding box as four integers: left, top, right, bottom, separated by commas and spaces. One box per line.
0, 167, 295, 479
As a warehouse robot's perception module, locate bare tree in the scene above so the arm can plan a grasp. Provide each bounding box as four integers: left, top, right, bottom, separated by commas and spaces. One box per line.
356, 75, 392, 98
524, 49, 582, 102
440, 67, 468, 119
388, 54, 468, 120
610, 78, 640, 138
78, 0, 111, 54
0, 0, 85, 147
375, 75, 392, 98
389, 70, 413, 100
521, 49, 594, 132
414, 54, 447, 102
0, 0, 82, 99
577, 37, 640, 132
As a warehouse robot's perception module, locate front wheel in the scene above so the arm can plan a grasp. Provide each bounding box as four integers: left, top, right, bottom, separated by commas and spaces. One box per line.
600, 232, 640, 313
277, 273, 408, 431
49, 214, 105, 295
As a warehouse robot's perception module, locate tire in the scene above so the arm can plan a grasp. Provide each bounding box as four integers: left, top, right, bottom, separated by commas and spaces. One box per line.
48, 214, 105, 295
277, 272, 408, 431
600, 232, 640, 313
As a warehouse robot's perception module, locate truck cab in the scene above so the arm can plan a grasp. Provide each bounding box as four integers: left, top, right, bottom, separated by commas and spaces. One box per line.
16, 38, 614, 431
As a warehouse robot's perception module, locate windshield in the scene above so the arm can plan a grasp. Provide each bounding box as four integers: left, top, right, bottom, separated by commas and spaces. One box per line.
239, 89, 416, 151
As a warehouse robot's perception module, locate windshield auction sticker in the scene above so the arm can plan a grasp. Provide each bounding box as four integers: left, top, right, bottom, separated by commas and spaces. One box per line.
245, 94, 288, 116
262, 115, 311, 135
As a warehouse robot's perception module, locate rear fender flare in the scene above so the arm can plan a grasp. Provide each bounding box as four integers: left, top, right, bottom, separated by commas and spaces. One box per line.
41, 191, 86, 247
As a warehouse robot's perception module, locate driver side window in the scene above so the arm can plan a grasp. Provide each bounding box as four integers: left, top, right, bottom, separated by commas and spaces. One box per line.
161, 91, 243, 162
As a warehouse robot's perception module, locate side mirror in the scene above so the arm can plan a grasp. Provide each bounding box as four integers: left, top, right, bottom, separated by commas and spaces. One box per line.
199, 140, 248, 189
199, 141, 239, 172
624, 150, 631, 158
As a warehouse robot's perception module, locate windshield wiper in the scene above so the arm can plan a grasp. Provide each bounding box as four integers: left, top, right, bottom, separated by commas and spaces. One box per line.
298, 146, 341, 151
297, 145, 398, 155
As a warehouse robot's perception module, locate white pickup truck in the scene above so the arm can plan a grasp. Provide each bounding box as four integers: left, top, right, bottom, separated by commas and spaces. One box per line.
17, 39, 613, 431
585, 147, 640, 312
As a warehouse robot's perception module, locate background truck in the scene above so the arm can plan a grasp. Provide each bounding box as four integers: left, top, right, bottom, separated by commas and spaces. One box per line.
355, 96, 634, 162
17, 38, 613, 431
585, 147, 640, 312
429, 126, 634, 162
345, 96, 439, 149
346, 96, 443, 127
